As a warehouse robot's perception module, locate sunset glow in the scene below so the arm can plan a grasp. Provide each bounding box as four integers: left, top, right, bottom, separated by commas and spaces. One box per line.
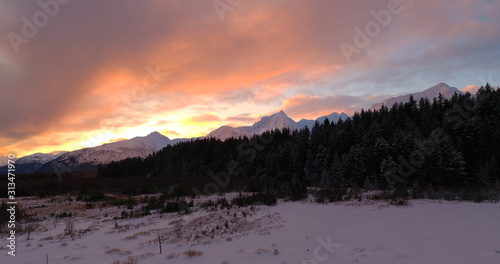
1, 0, 499, 157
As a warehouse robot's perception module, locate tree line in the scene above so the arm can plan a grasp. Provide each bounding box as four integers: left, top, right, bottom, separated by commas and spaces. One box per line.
98, 85, 500, 195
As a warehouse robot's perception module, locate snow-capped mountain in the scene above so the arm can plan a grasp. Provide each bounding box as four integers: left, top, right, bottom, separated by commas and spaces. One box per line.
0, 152, 62, 174
297, 112, 350, 129
0, 156, 8, 167
16, 152, 58, 165
239, 110, 300, 135
207, 111, 300, 141
36, 132, 177, 173
317, 112, 350, 123
207, 110, 349, 141
370, 82, 463, 110
207, 126, 250, 141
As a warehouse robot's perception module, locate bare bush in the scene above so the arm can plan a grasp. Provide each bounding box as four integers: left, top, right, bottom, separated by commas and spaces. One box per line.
166, 252, 181, 259
111, 256, 137, 264
183, 250, 203, 257
123, 256, 138, 264
65, 219, 75, 236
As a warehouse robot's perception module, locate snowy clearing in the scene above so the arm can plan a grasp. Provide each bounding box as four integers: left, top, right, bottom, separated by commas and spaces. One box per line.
2, 195, 500, 264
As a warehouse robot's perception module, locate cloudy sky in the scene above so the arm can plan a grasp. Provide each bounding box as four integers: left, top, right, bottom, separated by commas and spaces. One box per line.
1, 0, 499, 156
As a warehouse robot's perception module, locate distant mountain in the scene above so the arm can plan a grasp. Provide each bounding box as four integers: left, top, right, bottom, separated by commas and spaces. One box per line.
370, 83, 463, 110
17, 152, 59, 164
206, 126, 250, 141
298, 112, 350, 129
36, 132, 180, 173
0, 152, 63, 174
239, 110, 300, 135
207, 110, 349, 141
0, 156, 8, 167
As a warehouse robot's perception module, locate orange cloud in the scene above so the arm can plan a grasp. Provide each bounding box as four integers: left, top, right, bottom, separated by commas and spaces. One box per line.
224, 113, 258, 127
183, 113, 221, 124
462, 85, 480, 94
161, 129, 182, 138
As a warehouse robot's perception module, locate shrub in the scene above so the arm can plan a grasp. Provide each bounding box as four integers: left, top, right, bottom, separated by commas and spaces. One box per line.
183, 250, 203, 257
200, 200, 215, 208
123, 256, 138, 264
65, 219, 75, 236
76, 190, 106, 202
314, 187, 345, 203
231, 192, 277, 207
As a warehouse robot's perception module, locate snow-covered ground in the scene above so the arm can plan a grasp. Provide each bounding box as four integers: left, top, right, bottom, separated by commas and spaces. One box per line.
3, 195, 500, 264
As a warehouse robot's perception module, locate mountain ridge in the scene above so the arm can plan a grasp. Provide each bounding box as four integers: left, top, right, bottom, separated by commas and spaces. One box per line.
36, 132, 176, 173
370, 82, 463, 110
0, 152, 63, 174
206, 111, 349, 141
5, 82, 463, 174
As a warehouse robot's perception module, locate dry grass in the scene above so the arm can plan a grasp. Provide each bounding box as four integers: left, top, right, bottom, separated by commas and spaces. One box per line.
111, 256, 137, 264
105, 248, 131, 255
166, 252, 181, 259
123, 231, 150, 240
138, 252, 154, 259
123, 256, 138, 264
183, 250, 203, 257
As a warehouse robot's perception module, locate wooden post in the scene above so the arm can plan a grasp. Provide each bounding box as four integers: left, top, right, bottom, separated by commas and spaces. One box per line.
158, 230, 162, 254
46, 254, 48, 264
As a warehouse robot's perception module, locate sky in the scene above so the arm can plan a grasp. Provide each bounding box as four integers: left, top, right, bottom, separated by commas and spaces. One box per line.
1, 0, 500, 157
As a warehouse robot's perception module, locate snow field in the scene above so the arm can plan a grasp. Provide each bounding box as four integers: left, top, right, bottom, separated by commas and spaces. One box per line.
2, 195, 500, 264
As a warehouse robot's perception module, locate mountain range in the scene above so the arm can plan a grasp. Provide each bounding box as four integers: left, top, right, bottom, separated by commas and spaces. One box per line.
34, 132, 186, 174
0, 153, 63, 174
1, 82, 464, 174
207, 111, 349, 141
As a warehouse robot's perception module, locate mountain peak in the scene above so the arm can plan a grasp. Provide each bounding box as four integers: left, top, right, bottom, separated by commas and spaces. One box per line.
434, 82, 450, 87
206, 126, 248, 141
140, 131, 171, 150
425, 82, 461, 95
145, 131, 169, 140
268, 110, 289, 120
